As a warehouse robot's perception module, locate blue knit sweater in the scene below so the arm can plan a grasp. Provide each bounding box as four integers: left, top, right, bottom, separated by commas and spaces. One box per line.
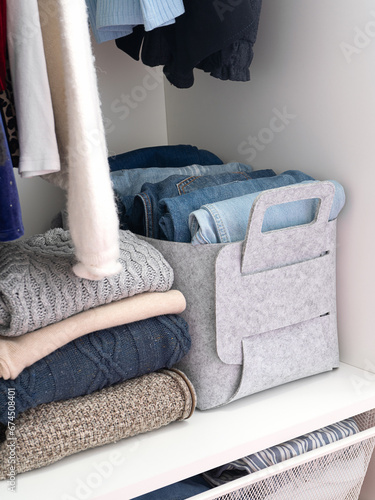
0, 314, 190, 424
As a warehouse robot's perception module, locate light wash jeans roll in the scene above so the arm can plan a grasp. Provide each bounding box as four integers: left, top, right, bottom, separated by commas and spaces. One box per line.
189, 180, 345, 245
159, 170, 314, 243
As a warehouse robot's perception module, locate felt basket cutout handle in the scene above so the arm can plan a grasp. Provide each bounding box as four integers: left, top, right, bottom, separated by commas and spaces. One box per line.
241, 181, 336, 275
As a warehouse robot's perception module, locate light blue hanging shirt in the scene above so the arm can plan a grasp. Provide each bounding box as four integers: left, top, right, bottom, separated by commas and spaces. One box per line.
85, 0, 185, 43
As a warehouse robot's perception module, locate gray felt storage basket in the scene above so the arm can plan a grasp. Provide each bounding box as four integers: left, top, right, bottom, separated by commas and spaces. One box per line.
146, 181, 340, 410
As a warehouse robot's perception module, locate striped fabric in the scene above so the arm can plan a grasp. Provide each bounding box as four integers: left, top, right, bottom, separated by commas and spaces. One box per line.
85, 0, 185, 43
203, 418, 360, 487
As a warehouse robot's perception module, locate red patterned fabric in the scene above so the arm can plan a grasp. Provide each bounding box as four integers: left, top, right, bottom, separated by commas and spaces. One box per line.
0, 0, 6, 91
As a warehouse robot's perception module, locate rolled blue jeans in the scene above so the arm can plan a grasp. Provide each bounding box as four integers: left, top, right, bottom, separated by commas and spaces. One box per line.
111, 161, 255, 227
189, 180, 346, 244
130, 169, 276, 238
159, 170, 315, 242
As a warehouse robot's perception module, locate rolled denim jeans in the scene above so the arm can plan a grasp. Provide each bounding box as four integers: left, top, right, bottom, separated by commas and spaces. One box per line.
159, 170, 315, 242
111, 161, 255, 227
189, 180, 346, 244
108, 144, 223, 171
130, 169, 276, 238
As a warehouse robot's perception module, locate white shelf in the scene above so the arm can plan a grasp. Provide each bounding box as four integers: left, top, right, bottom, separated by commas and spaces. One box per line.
1, 362, 375, 500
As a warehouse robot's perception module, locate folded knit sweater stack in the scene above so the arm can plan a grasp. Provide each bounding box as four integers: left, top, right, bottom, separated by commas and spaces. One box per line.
0, 228, 195, 478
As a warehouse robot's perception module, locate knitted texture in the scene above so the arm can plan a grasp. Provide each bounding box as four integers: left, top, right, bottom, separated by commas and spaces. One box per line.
0, 314, 191, 423
0, 369, 196, 478
0, 290, 186, 380
0, 228, 174, 337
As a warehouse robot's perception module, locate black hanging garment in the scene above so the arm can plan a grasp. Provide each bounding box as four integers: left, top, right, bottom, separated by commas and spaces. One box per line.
115, 0, 263, 88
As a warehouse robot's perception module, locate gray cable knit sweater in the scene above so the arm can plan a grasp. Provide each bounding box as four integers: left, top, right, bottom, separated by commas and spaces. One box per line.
0, 228, 174, 337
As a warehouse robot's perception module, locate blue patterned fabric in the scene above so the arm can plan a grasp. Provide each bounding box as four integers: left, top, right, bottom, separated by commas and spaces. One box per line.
203, 417, 360, 487
0, 113, 23, 241
0, 314, 190, 424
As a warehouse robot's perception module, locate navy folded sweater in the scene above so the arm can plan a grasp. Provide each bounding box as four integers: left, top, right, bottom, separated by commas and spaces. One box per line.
0, 314, 190, 424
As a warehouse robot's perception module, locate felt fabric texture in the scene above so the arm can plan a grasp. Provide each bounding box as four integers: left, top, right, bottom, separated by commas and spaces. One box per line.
6, 0, 61, 178
0, 369, 195, 478
0, 228, 174, 337
37, 0, 121, 280
0, 290, 186, 380
0, 314, 191, 423
143, 182, 339, 410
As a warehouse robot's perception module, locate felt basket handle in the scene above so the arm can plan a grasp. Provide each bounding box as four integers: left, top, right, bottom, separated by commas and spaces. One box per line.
241, 181, 336, 275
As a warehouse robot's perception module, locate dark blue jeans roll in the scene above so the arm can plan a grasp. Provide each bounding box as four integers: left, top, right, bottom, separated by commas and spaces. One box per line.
0, 314, 190, 424
108, 144, 223, 172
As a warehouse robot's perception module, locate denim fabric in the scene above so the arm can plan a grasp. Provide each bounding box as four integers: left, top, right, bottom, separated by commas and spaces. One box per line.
109, 144, 222, 172
132, 474, 211, 500
189, 180, 346, 245
130, 169, 275, 238
0, 314, 190, 424
111, 161, 253, 228
0, 114, 24, 241
159, 170, 315, 242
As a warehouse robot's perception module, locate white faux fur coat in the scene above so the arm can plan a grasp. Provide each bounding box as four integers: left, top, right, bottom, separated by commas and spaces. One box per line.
12, 0, 121, 280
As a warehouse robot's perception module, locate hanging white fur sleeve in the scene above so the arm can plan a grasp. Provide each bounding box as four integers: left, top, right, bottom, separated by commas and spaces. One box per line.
37, 0, 121, 280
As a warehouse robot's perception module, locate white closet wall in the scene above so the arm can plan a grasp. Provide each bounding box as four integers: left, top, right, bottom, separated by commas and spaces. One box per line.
93, 39, 168, 155
14, 175, 65, 238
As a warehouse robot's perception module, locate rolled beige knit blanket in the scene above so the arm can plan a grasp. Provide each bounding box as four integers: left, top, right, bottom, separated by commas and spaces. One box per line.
0, 369, 196, 479
0, 290, 186, 380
